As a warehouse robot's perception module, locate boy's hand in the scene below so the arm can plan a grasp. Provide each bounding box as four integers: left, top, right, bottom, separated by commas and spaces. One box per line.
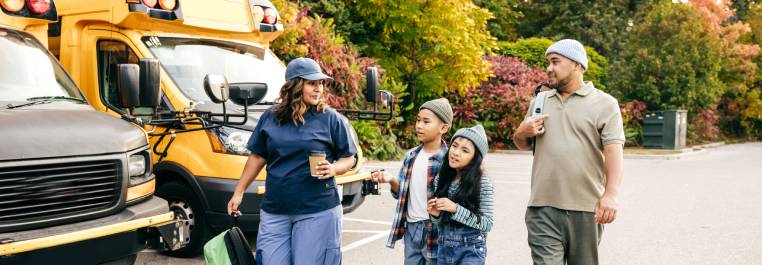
435, 198, 458, 213
427, 198, 440, 217
517, 113, 550, 138
370, 170, 394, 183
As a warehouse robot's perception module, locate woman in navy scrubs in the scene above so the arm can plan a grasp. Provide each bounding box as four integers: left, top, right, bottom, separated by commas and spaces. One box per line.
227, 57, 357, 265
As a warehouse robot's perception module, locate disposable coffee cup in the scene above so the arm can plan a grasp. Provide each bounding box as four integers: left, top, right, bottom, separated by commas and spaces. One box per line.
309, 151, 327, 177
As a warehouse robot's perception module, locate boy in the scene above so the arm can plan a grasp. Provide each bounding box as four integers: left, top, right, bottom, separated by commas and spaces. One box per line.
370, 98, 452, 265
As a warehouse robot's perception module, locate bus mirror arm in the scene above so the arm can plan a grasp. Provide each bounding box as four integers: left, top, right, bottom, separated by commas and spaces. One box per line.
337, 90, 395, 121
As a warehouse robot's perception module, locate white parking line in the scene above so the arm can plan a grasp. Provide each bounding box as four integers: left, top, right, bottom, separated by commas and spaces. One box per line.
343, 230, 388, 234
339, 218, 392, 253
343, 217, 392, 225
341, 231, 387, 253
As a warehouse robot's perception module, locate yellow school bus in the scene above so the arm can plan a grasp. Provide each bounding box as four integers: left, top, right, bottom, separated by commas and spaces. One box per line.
0, 0, 185, 263
52, 0, 391, 256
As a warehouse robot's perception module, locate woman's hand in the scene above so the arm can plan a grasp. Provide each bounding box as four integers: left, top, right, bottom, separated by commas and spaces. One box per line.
316, 160, 336, 179
227, 192, 243, 217
435, 198, 458, 213
427, 198, 441, 217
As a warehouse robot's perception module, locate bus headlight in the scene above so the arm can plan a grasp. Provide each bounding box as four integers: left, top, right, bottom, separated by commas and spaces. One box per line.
127, 151, 155, 202
207, 126, 252, 156
128, 153, 147, 178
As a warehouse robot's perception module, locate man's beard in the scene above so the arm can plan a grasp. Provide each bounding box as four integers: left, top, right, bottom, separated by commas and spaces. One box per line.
548, 74, 570, 90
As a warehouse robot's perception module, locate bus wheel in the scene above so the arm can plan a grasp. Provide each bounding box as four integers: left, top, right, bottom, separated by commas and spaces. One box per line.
156, 181, 209, 257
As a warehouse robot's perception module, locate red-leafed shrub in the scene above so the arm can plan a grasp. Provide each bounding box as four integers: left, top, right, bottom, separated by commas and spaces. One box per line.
450, 56, 548, 149
620, 100, 648, 146
688, 109, 722, 144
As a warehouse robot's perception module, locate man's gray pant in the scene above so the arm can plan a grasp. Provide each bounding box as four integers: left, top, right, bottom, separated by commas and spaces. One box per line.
525, 207, 603, 265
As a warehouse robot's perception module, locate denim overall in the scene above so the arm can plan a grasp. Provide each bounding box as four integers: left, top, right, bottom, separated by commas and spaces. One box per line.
436, 218, 487, 265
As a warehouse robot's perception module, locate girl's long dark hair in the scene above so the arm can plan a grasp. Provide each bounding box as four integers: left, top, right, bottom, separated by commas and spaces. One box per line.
435, 143, 484, 224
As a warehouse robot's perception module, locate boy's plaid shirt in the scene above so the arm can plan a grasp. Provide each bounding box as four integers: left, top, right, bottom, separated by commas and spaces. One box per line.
385, 140, 448, 259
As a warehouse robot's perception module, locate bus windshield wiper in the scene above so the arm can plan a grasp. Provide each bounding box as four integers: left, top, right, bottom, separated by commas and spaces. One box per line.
3, 100, 53, 109
26, 96, 86, 103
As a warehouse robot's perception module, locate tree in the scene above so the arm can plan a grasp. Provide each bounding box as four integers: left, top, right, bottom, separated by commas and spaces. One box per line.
746, 3, 762, 86
270, 0, 311, 61
298, 0, 371, 42
474, 0, 523, 41
610, 1, 724, 117
510, 0, 653, 57
730, 0, 762, 22
350, 0, 496, 113
688, 0, 760, 94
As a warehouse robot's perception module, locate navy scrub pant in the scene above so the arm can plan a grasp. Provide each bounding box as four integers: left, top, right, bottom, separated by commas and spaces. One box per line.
256, 205, 342, 265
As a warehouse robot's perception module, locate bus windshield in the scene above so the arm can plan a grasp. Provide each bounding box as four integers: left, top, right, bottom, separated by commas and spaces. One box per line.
0, 27, 84, 103
142, 37, 285, 104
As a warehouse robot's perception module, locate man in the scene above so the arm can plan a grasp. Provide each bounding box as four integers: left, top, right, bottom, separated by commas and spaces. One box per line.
512, 39, 625, 265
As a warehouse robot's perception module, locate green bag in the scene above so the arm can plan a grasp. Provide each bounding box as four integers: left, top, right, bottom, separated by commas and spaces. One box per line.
204, 226, 256, 265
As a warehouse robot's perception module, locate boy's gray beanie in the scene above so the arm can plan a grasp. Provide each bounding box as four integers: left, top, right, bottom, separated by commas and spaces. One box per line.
420, 98, 453, 124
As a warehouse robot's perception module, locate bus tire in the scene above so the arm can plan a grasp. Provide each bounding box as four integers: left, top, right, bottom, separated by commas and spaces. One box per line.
156, 181, 210, 258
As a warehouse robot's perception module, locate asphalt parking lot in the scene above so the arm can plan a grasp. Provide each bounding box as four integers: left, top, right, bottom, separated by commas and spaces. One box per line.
136, 143, 762, 265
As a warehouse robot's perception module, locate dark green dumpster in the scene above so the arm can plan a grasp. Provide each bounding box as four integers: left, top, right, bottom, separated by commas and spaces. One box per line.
642, 110, 688, 149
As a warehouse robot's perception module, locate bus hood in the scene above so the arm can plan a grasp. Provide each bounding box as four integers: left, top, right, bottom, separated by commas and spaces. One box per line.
0, 103, 147, 161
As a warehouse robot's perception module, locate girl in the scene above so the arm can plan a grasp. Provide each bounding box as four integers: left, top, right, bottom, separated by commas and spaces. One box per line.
227, 57, 356, 265
428, 124, 494, 265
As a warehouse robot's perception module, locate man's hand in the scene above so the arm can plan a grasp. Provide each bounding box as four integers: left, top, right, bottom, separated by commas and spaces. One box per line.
513, 114, 550, 150
517, 113, 549, 138
594, 194, 619, 224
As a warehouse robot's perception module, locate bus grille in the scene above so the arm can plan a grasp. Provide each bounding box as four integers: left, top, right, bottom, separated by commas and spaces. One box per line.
0, 160, 121, 226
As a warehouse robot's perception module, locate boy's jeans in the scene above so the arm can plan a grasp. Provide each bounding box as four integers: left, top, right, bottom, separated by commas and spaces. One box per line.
404, 221, 436, 265
436, 223, 486, 265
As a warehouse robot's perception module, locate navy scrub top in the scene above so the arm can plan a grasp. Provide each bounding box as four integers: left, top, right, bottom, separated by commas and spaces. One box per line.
247, 106, 357, 215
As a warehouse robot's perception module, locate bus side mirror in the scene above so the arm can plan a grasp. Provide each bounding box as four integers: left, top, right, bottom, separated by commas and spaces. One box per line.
139, 59, 162, 107
230, 83, 268, 106
365, 67, 378, 103
204, 74, 230, 103
117, 64, 141, 108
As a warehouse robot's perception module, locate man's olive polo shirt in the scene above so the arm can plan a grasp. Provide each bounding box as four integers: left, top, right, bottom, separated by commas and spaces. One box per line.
525, 82, 625, 212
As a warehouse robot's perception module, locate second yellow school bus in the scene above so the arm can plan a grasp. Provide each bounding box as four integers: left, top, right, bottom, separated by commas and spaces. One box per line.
52, 0, 376, 256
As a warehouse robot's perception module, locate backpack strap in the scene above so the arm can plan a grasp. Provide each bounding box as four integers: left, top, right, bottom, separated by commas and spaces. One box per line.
531, 91, 549, 118
530, 91, 550, 155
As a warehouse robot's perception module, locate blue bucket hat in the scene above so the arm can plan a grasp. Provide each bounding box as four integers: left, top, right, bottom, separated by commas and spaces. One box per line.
285, 57, 333, 81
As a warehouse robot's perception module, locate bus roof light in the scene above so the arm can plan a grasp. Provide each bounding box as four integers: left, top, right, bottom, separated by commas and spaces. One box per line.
142, 0, 157, 8
26, 0, 50, 15
251, 5, 264, 24
1, 0, 24, 13
158, 0, 175, 10
262, 7, 276, 24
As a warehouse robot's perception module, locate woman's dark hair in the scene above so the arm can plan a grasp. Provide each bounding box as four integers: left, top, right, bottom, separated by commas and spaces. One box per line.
434, 139, 484, 224
273, 78, 327, 126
